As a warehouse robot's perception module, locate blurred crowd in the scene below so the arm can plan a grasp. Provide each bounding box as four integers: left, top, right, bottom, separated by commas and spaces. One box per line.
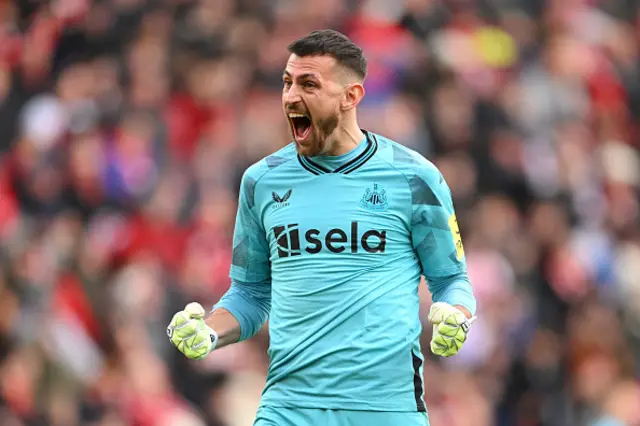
0, 0, 639, 425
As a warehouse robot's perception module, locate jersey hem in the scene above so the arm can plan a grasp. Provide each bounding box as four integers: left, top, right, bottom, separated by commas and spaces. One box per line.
259, 396, 421, 412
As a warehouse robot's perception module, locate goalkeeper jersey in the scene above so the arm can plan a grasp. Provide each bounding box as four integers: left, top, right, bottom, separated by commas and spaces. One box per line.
217, 130, 476, 412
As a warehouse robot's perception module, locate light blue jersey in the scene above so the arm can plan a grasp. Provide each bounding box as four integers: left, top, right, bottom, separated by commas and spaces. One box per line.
215, 131, 476, 413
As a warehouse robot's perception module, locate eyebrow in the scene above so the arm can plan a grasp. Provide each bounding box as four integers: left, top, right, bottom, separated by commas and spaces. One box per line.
282, 71, 320, 81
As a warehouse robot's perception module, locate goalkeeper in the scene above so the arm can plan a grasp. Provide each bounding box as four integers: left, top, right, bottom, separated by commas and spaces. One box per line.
167, 29, 476, 426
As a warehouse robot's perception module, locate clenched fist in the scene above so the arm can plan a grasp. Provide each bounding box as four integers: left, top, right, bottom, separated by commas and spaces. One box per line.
167, 302, 218, 360
428, 302, 474, 357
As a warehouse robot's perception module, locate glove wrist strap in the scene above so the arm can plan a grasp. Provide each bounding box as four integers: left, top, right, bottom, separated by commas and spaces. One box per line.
206, 325, 219, 353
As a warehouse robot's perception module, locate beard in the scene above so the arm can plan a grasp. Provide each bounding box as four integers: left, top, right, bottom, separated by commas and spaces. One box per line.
293, 112, 340, 157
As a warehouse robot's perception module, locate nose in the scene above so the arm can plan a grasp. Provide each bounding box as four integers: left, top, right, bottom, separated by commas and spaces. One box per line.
283, 85, 302, 107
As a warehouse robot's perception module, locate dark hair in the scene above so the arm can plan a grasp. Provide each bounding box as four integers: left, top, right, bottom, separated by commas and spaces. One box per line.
287, 29, 367, 80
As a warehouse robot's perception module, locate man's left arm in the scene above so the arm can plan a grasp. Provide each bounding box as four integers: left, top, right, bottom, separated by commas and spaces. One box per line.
408, 163, 476, 356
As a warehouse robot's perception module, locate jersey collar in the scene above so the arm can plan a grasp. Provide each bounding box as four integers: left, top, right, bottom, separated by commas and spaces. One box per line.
297, 130, 378, 175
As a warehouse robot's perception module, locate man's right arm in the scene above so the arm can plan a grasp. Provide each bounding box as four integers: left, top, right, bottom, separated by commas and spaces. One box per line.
207, 168, 273, 349
167, 167, 273, 358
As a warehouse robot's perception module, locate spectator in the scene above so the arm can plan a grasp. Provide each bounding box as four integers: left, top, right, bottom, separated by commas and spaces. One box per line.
0, 0, 638, 425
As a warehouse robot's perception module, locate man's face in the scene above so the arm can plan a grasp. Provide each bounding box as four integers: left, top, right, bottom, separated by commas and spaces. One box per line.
282, 54, 344, 157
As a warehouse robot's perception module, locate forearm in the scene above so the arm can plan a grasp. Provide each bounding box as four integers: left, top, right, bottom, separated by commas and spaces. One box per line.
427, 272, 477, 316
204, 308, 242, 349
210, 279, 271, 345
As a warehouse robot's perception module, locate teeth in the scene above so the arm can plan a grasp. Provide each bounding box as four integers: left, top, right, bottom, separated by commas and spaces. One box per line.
288, 113, 307, 118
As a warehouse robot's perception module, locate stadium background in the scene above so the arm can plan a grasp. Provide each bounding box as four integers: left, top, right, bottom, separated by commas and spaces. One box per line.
0, 0, 639, 425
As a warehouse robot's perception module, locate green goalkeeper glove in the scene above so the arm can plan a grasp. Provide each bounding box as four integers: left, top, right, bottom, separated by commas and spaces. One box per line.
167, 302, 218, 360
428, 302, 475, 357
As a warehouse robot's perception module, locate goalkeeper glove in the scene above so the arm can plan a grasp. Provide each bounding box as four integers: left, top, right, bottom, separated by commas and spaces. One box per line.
428, 302, 475, 357
167, 302, 218, 360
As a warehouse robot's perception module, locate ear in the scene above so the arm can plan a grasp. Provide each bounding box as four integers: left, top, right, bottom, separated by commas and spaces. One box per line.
341, 82, 365, 111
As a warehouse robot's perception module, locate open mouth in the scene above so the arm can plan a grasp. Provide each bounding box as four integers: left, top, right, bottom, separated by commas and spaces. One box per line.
289, 113, 312, 141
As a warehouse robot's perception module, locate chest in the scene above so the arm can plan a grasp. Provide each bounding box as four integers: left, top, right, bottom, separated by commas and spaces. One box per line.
259, 174, 410, 258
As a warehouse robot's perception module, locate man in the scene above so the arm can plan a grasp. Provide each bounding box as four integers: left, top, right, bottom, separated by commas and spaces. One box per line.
167, 29, 476, 426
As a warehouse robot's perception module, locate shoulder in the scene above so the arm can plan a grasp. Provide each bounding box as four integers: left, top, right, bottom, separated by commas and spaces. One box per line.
240, 143, 298, 205
371, 132, 450, 207
242, 143, 298, 184
371, 132, 443, 184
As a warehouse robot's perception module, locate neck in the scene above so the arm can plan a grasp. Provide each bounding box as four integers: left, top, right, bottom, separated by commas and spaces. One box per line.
323, 121, 365, 157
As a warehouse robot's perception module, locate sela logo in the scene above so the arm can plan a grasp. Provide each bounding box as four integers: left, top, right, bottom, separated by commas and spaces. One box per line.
272, 189, 292, 209
273, 221, 386, 258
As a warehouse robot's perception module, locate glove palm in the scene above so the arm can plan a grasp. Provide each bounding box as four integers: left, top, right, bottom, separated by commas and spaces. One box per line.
428, 302, 474, 357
